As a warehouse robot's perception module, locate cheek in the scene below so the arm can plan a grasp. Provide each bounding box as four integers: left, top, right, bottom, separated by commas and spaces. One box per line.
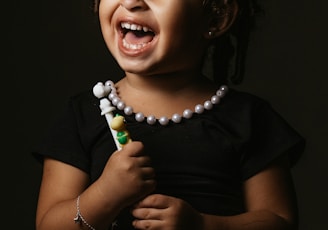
161, 6, 204, 40
98, 0, 116, 29
98, 2, 117, 49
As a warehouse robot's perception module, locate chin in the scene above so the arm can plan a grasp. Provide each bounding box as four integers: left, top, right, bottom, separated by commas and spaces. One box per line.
117, 59, 157, 75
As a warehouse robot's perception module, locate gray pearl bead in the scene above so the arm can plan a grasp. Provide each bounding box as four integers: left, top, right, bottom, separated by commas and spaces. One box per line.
109, 93, 117, 100
204, 100, 213, 110
220, 85, 228, 92
117, 101, 125, 110
135, 112, 145, 122
105, 80, 114, 87
147, 115, 157, 125
124, 106, 133, 115
211, 95, 220, 104
112, 97, 120, 106
172, 114, 182, 123
216, 89, 225, 98
217, 85, 228, 98
183, 109, 193, 119
159, 116, 169, 126
195, 104, 204, 114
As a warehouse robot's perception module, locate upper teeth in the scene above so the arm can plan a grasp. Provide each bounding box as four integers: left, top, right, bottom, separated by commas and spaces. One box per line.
121, 22, 152, 33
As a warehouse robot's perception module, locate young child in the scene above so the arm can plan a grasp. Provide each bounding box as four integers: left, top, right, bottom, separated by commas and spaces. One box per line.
34, 0, 305, 229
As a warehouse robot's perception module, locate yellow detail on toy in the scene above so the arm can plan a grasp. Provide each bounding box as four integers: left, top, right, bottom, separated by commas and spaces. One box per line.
110, 114, 131, 146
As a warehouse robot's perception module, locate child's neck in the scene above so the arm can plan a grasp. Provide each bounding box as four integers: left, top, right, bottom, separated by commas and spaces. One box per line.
115, 72, 217, 118
123, 72, 200, 93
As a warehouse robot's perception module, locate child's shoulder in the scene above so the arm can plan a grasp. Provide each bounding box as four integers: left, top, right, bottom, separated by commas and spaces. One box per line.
62, 90, 101, 119
68, 89, 98, 106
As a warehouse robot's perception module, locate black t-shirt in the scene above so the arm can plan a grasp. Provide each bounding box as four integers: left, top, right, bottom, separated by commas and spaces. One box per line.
34, 88, 305, 229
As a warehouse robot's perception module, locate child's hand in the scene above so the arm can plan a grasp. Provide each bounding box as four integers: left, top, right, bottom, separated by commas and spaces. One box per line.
97, 142, 156, 209
131, 194, 203, 230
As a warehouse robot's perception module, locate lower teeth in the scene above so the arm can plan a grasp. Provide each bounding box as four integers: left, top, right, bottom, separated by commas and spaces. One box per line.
123, 39, 148, 50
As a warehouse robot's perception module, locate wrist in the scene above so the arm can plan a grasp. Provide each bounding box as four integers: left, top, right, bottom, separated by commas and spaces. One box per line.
93, 178, 126, 212
75, 187, 125, 230
74, 195, 96, 230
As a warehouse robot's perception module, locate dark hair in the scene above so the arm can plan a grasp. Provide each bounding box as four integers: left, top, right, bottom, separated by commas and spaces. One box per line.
93, 0, 100, 12
210, 0, 263, 84
91, 0, 262, 85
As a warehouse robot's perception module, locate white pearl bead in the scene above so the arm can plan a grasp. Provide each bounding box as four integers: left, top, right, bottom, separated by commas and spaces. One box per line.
135, 112, 145, 122
204, 100, 213, 110
195, 104, 204, 114
159, 116, 169, 126
111, 88, 117, 94
117, 101, 125, 110
216, 89, 225, 97
112, 97, 120, 106
211, 95, 220, 104
109, 93, 116, 100
147, 115, 157, 125
217, 85, 228, 98
124, 106, 133, 115
172, 114, 182, 123
183, 109, 193, 119
220, 85, 229, 92
105, 80, 114, 87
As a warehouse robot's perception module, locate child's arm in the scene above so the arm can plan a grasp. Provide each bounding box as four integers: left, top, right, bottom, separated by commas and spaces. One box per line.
36, 142, 156, 230
201, 156, 298, 230
131, 156, 297, 230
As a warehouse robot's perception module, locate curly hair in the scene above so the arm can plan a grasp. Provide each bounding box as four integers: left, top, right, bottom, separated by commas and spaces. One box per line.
91, 0, 262, 84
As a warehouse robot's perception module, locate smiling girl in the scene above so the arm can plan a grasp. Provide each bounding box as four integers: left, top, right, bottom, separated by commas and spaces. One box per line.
34, 0, 304, 229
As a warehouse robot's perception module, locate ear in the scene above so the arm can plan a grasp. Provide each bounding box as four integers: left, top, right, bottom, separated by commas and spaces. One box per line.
204, 0, 239, 39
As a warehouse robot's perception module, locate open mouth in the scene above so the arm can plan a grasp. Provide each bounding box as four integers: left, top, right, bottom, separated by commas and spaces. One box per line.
120, 22, 156, 50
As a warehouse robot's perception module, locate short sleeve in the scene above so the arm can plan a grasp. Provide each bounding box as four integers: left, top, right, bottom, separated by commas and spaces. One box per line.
32, 97, 90, 173
240, 101, 305, 180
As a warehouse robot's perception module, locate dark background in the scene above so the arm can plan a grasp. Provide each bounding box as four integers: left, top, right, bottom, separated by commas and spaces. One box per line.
5, 0, 327, 229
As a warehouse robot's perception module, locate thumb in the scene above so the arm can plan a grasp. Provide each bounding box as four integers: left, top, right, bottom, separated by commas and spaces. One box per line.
119, 141, 145, 157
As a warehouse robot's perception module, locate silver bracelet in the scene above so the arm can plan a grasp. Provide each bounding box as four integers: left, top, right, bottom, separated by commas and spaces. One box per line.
74, 195, 96, 230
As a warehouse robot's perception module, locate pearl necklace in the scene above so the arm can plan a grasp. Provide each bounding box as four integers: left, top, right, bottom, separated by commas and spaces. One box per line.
95, 80, 228, 126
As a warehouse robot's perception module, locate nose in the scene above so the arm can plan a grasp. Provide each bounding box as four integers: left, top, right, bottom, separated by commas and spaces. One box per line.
120, 0, 147, 11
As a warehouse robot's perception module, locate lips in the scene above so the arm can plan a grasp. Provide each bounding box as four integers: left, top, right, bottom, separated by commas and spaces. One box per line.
118, 21, 156, 52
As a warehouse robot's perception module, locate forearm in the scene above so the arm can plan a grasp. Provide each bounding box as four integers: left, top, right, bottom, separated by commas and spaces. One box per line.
201, 210, 296, 230
36, 182, 122, 230
37, 143, 156, 230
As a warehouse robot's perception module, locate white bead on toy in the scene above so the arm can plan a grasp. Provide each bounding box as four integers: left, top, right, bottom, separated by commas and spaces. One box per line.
93, 81, 121, 150
93, 82, 111, 98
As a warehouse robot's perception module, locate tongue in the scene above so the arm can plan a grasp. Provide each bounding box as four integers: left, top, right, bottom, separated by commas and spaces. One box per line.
125, 31, 154, 44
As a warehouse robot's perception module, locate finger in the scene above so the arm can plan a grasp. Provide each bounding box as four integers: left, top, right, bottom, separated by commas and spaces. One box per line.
141, 167, 156, 180
132, 219, 163, 230
135, 155, 153, 167
135, 194, 171, 209
120, 141, 144, 157
132, 207, 163, 220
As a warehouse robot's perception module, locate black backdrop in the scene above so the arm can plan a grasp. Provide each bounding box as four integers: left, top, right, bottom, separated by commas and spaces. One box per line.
5, 0, 328, 229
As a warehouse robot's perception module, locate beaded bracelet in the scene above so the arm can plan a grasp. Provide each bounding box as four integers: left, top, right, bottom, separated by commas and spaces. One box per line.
74, 195, 96, 230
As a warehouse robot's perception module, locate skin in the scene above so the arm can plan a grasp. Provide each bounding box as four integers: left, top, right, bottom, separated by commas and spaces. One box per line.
35, 0, 299, 229
36, 142, 156, 230
131, 157, 298, 230
99, 0, 207, 76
